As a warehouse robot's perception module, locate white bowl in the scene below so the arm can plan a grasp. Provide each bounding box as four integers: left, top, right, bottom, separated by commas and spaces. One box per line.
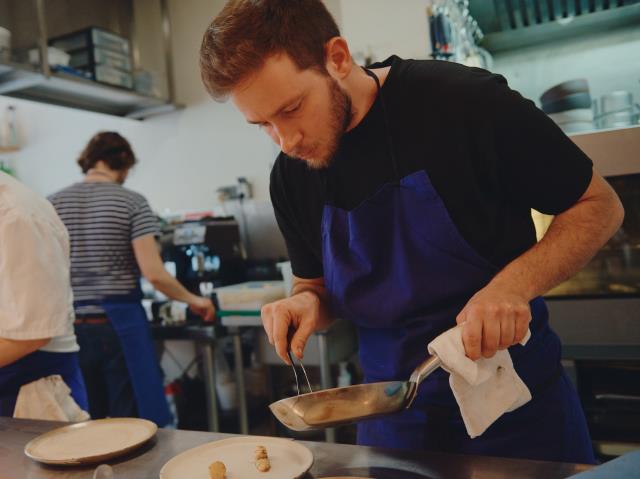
548, 108, 594, 124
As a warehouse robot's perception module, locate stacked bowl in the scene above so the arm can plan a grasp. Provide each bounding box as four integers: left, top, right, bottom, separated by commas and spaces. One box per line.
540, 79, 594, 134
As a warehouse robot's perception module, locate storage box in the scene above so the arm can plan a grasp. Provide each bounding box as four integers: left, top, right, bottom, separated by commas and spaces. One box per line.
214, 281, 285, 311
69, 46, 132, 71
50, 27, 130, 56
94, 64, 133, 89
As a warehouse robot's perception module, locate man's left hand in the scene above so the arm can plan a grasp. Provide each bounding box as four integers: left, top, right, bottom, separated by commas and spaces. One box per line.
456, 285, 531, 360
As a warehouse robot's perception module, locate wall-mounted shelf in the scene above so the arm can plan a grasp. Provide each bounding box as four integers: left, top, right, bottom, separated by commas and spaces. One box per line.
569, 124, 640, 177
0, 62, 180, 119
0, 0, 179, 120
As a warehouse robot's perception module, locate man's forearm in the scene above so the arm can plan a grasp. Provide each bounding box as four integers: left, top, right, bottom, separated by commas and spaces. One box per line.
489, 181, 624, 301
150, 271, 200, 305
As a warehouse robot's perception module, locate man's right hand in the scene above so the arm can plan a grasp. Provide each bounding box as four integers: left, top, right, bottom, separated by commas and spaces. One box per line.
261, 291, 322, 365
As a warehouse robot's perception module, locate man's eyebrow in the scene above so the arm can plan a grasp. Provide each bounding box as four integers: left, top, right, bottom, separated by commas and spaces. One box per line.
247, 95, 302, 124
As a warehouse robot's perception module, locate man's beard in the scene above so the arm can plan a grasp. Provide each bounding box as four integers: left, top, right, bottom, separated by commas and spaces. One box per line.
298, 76, 352, 170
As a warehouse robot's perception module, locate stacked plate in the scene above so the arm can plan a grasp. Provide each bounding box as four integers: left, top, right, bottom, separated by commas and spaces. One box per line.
540, 79, 594, 134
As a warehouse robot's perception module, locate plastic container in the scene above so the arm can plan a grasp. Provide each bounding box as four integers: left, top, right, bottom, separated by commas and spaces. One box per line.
276, 261, 293, 296
94, 64, 133, 89
69, 46, 132, 71
3, 105, 18, 148
0, 27, 10, 63
337, 361, 352, 387
214, 281, 285, 311
28, 46, 70, 67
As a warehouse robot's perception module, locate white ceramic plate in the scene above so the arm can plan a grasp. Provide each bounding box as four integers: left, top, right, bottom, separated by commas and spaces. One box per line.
159, 436, 313, 479
24, 418, 157, 465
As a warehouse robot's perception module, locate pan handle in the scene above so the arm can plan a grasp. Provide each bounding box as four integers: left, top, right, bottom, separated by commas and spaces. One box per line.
408, 355, 442, 386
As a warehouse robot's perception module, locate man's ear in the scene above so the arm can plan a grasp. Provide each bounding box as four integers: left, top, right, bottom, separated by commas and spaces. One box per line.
325, 37, 353, 80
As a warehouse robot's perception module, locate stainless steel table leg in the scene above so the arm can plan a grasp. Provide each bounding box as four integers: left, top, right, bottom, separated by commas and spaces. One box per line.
233, 329, 249, 434
317, 332, 336, 443
201, 342, 219, 432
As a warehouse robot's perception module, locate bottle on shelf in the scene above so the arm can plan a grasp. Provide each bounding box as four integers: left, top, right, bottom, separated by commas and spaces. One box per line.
2, 105, 19, 149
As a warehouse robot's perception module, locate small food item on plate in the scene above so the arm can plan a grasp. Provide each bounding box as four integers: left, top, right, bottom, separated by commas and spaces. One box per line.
255, 445, 268, 460
209, 460, 226, 479
256, 458, 270, 472
255, 445, 270, 472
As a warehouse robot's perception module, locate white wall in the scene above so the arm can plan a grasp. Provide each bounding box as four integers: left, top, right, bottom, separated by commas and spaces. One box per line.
492, 26, 640, 105
327, 0, 433, 63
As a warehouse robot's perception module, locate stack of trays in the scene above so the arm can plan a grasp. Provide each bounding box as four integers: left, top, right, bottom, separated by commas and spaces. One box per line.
540, 79, 594, 134
49, 27, 133, 90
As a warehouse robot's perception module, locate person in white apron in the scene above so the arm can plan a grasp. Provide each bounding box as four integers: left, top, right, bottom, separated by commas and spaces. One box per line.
0, 172, 87, 415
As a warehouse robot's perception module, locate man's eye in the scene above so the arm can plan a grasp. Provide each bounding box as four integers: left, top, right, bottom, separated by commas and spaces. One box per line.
284, 102, 301, 114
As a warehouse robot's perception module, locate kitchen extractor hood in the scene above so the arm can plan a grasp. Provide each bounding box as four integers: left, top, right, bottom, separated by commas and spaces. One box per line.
469, 0, 640, 52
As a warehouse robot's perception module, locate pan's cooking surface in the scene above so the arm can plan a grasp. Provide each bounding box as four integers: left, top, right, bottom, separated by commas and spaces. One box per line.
269, 381, 410, 431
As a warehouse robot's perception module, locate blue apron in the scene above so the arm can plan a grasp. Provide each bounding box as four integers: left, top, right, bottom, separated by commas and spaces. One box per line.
75, 292, 172, 427
321, 69, 595, 463
0, 350, 88, 416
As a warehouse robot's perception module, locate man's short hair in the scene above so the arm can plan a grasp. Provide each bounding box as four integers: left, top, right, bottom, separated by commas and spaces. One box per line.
200, 0, 340, 101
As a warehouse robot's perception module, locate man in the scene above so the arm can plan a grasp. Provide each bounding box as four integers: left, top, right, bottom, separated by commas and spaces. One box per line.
0, 171, 88, 416
199, 0, 623, 462
49, 132, 215, 426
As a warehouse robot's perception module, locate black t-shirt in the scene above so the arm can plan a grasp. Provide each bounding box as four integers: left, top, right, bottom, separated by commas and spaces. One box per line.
270, 56, 593, 279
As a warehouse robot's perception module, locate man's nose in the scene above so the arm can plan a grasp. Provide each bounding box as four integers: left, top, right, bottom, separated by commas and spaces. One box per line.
275, 125, 302, 155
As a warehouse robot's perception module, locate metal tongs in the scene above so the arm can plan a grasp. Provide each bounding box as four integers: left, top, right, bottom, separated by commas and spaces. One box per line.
287, 350, 313, 396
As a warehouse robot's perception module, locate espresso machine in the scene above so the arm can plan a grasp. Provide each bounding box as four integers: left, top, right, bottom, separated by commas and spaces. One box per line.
159, 217, 248, 296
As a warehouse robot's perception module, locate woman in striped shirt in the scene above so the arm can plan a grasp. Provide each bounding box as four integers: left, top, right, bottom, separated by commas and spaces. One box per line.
49, 132, 215, 426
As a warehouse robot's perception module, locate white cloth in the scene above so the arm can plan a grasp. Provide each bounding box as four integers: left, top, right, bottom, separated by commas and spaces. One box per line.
428, 326, 532, 438
0, 172, 78, 353
13, 374, 89, 421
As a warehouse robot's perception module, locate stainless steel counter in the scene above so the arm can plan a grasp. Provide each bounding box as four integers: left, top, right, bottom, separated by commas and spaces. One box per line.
0, 418, 592, 478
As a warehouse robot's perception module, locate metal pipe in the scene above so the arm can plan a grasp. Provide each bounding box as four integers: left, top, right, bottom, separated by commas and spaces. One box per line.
201, 342, 220, 431
233, 331, 249, 434
34, 0, 50, 78
317, 332, 336, 443
160, 0, 175, 102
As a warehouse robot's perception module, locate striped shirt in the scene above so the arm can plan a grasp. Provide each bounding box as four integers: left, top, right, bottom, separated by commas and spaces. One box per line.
48, 182, 159, 315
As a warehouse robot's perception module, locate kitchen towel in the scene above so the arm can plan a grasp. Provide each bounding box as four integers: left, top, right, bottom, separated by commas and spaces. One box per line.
13, 374, 90, 422
428, 327, 531, 438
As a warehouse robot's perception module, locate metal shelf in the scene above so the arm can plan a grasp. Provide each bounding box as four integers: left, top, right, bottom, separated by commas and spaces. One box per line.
0, 63, 180, 119
472, 1, 640, 53
0, 0, 179, 120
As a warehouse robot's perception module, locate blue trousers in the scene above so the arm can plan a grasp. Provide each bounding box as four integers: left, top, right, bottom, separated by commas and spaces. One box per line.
75, 322, 138, 419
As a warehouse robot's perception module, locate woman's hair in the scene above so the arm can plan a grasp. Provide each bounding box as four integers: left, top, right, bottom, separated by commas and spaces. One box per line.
77, 131, 137, 173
